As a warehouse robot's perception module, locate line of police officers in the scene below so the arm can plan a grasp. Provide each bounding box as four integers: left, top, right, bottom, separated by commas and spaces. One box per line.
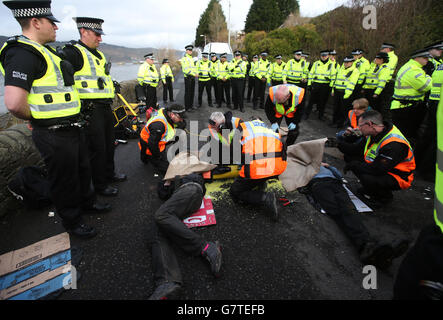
0, 1, 126, 239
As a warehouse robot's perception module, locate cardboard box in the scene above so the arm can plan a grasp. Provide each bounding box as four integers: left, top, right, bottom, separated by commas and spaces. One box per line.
183, 197, 216, 228
0, 233, 72, 300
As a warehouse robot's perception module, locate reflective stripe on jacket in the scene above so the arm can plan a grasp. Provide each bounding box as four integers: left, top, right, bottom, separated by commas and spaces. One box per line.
139, 108, 175, 155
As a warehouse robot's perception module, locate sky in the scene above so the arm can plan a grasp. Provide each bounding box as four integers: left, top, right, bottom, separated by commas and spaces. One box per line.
0, 0, 348, 50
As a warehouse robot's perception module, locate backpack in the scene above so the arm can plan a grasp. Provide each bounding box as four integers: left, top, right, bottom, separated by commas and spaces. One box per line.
7, 166, 52, 209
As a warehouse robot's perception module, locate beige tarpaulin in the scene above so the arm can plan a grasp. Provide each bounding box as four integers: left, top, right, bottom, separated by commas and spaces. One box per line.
279, 138, 328, 192
164, 152, 218, 181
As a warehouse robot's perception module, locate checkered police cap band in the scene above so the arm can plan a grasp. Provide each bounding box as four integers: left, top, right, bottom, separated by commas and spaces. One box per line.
77, 22, 102, 30
12, 7, 51, 18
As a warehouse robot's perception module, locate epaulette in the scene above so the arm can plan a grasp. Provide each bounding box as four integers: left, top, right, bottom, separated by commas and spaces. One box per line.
6, 35, 20, 44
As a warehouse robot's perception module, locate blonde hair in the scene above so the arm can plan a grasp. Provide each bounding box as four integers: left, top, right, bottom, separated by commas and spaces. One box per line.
353, 98, 369, 110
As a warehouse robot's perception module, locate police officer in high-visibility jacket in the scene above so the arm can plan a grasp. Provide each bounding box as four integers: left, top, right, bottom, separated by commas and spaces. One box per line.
352, 49, 371, 98
265, 84, 305, 146
215, 53, 232, 109
63, 17, 127, 198
209, 52, 219, 105
304, 50, 334, 120
380, 42, 398, 116
362, 52, 391, 114
179, 45, 197, 111
390, 48, 433, 146
252, 52, 271, 110
160, 58, 174, 104
196, 52, 213, 108
423, 41, 443, 76
0, 0, 103, 238
229, 50, 247, 112
283, 50, 306, 87
139, 104, 186, 176
330, 56, 360, 128
246, 54, 258, 102
136, 53, 159, 110
346, 110, 415, 207
229, 118, 287, 221
268, 54, 286, 87
393, 85, 443, 300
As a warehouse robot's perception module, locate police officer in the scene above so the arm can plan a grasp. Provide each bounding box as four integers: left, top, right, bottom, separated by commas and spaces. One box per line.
253, 52, 271, 110
215, 53, 231, 109
352, 49, 370, 97
380, 42, 398, 118
209, 52, 219, 106
265, 84, 305, 146
329, 49, 340, 83
63, 17, 126, 198
283, 49, 306, 87
139, 104, 186, 176
246, 54, 258, 102
229, 50, 247, 112
330, 56, 360, 128
229, 118, 287, 221
160, 58, 174, 104
196, 52, 212, 108
267, 54, 285, 87
137, 53, 159, 110
362, 52, 391, 114
0, 0, 106, 238
242, 53, 249, 101
390, 48, 433, 146
179, 45, 197, 111
304, 50, 334, 120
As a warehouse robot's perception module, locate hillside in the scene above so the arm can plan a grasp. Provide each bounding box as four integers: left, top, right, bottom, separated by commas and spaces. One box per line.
0, 36, 182, 63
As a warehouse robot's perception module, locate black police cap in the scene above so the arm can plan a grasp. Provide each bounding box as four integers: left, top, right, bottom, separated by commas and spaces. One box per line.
3, 0, 59, 22
73, 17, 105, 35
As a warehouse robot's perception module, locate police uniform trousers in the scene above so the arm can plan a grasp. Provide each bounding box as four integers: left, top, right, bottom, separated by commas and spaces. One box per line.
145, 84, 158, 109
32, 126, 94, 229
242, 75, 248, 100
246, 75, 255, 101
84, 102, 116, 192
305, 82, 331, 120
217, 79, 231, 107
391, 101, 427, 147
210, 76, 219, 104
382, 80, 396, 121
253, 77, 267, 109
332, 89, 351, 127
184, 75, 195, 110
198, 79, 212, 107
231, 77, 245, 111
309, 177, 371, 250
393, 224, 443, 300
364, 88, 390, 117
151, 183, 205, 286
163, 76, 174, 102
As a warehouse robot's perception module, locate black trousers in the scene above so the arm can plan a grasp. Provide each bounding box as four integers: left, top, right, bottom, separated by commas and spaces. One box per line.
246, 76, 255, 101
394, 224, 443, 300
217, 79, 231, 107
230, 176, 275, 205
151, 183, 205, 286
163, 77, 174, 102
210, 77, 218, 103
253, 77, 266, 108
198, 80, 212, 106
305, 82, 331, 119
184, 75, 195, 110
415, 100, 438, 180
84, 103, 116, 191
351, 169, 401, 199
145, 85, 158, 109
332, 90, 351, 126
242, 76, 248, 100
310, 178, 371, 250
231, 78, 245, 110
32, 126, 94, 228
275, 115, 300, 146
391, 101, 427, 148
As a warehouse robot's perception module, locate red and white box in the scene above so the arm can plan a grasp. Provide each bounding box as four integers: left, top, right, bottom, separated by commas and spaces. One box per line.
183, 197, 216, 228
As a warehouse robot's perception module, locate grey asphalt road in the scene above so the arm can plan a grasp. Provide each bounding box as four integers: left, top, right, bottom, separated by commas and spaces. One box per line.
0, 71, 435, 300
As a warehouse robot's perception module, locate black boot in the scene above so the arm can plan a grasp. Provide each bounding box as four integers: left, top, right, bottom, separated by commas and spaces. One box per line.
201, 241, 222, 277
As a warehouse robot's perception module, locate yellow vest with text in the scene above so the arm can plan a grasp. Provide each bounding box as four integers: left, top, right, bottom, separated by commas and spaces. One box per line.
0, 36, 80, 119
283, 59, 305, 83
197, 59, 212, 81
73, 44, 115, 99
160, 64, 174, 83
430, 64, 443, 101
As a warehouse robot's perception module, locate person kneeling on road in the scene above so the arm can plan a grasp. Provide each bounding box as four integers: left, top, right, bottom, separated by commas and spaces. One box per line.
149, 173, 222, 300
345, 110, 416, 207
229, 117, 287, 222
300, 162, 409, 269
138, 104, 186, 176
265, 84, 305, 147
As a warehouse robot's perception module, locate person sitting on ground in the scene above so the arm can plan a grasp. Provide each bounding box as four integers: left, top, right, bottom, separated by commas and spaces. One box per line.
149, 173, 222, 300
139, 104, 186, 176
345, 110, 416, 207
229, 117, 288, 222
299, 162, 409, 269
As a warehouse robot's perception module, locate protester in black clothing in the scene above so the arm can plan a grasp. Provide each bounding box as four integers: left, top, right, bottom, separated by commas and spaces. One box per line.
149, 173, 222, 300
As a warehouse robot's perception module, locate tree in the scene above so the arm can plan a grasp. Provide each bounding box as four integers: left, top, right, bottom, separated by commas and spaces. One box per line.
195, 0, 228, 48
244, 0, 283, 33
276, 0, 299, 18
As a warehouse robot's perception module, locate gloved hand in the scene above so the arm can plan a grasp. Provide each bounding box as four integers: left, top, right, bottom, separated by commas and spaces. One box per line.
288, 123, 297, 131
271, 123, 279, 132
